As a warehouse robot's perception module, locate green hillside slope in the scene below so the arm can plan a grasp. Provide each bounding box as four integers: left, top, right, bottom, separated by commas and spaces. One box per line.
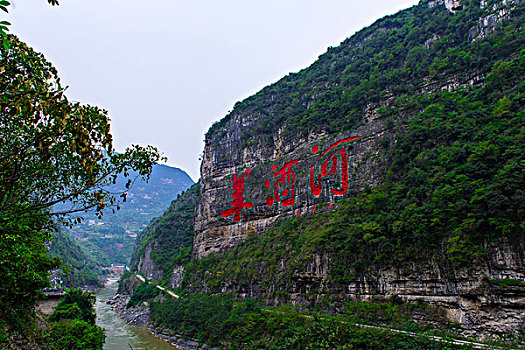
130, 183, 199, 281
48, 228, 101, 288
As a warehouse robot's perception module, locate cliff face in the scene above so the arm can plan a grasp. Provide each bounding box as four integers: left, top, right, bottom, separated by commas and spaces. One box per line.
136, 243, 163, 281
185, 0, 525, 338
186, 236, 525, 338
194, 121, 386, 257
193, 0, 522, 258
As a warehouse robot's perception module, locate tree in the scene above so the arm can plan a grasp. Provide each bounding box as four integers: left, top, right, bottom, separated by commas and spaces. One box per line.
0, 35, 163, 226
46, 319, 105, 350
46, 289, 105, 350
49, 288, 97, 324
0, 34, 162, 343
0, 214, 59, 342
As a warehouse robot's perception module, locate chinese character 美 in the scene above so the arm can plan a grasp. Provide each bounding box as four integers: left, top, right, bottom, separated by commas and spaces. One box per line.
221, 168, 253, 222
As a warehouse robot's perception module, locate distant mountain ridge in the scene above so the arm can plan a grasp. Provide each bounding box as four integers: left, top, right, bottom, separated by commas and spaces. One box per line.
108, 164, 194, 221
64, 163, 194, 267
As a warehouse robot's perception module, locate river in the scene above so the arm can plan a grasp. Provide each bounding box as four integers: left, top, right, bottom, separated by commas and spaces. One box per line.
95, 279, 176, 350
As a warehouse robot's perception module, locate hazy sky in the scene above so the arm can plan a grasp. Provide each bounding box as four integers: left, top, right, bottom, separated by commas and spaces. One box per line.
8, 0, 419, 180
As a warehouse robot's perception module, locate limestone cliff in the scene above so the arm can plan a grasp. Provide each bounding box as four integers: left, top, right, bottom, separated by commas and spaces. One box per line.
194, 0, 523, 258
186, 236, 524, 338
185, 0, 525, 338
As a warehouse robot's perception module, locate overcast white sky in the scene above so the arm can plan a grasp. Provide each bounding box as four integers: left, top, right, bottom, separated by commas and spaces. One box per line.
8, 0, 419, 180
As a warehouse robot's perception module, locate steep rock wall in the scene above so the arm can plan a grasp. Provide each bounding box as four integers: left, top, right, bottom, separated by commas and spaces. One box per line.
194, 0, 523, 258
194, 118, 388, 257
185, 0, 525, 339
136, 243, 164, 281
186, 235, 525, 338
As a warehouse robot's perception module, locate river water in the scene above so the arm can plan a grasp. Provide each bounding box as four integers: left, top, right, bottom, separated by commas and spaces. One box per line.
95, 279, 176, 350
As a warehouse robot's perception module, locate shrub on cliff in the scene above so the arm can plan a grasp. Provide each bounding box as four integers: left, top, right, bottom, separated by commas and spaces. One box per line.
127, 282, 160, 308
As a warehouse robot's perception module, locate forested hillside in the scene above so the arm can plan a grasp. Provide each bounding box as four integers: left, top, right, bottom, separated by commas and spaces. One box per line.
128, 183, 198, 285
0, 29, 161, 347
48, 228, 101, 288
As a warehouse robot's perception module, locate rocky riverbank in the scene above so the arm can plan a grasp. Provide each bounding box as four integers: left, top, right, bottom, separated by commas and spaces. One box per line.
106, 293, 214, 350
107, 294, 150, 327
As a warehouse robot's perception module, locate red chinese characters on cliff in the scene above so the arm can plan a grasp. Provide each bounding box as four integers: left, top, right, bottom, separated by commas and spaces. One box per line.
222, 136, 362, 222
310, 136, 361, 197
265, 159, 299, 207
221, 168, 253, 222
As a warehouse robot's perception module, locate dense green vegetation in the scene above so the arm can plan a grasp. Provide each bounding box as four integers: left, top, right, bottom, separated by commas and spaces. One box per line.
43, 320, 105, 350
43, 289, 105, 350
184, 49, 524, 293
4, 288, 105, 349
150, 293, 472, 349
126, 281, 160, 308
131, 183, 199, 280
207, 0, 523, 147
0, 216, 59, 345
48, 228, 101, 288
129, 0, 523, 348
49, 289, 97, 324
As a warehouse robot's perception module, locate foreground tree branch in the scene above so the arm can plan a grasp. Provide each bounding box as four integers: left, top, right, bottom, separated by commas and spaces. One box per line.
0, 36, 164, 226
